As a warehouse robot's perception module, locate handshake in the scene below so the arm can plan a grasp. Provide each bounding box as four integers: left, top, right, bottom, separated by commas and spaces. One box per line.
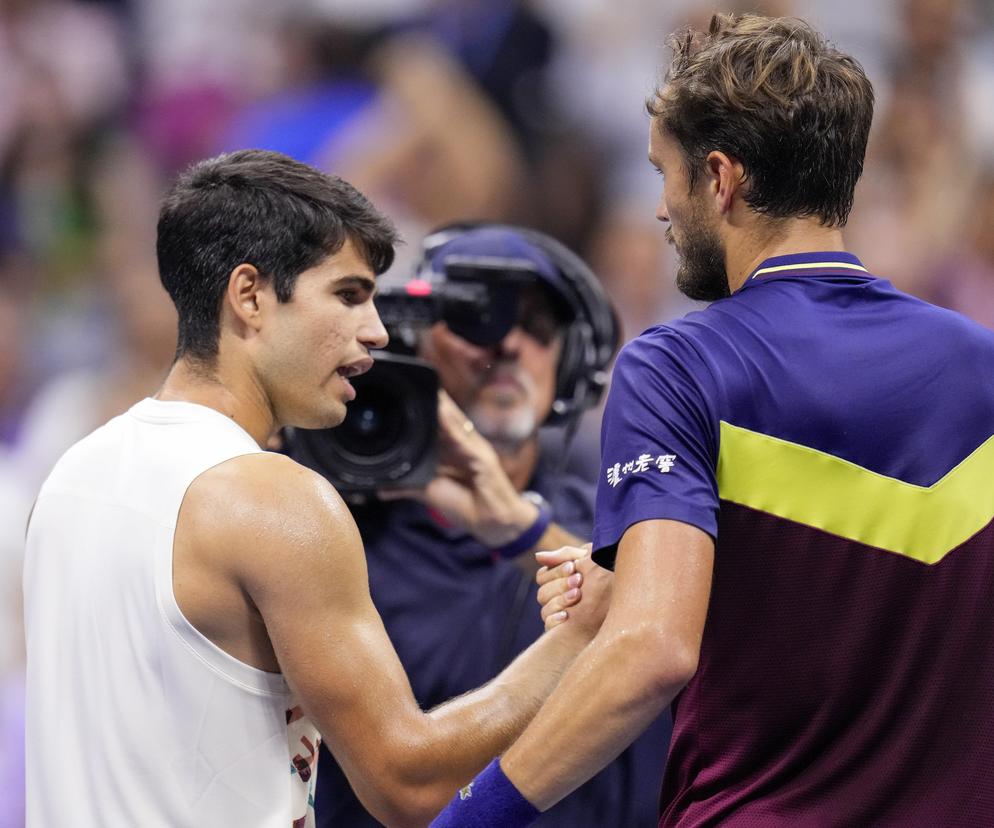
534, 544, 612, 635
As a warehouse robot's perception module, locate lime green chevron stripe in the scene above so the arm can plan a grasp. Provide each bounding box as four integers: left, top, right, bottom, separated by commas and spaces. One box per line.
716, 421, 994, 565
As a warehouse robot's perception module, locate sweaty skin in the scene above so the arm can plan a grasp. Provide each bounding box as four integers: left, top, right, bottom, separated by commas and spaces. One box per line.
501, 520, 713, 810
490, 118, 851, 812
164, 241, 608, 828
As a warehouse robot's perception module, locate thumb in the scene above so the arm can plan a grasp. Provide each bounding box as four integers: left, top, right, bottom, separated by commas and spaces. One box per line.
535, 543, 592, 568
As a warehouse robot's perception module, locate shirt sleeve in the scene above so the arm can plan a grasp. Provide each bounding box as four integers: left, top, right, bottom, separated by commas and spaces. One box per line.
592, 327, 719, 569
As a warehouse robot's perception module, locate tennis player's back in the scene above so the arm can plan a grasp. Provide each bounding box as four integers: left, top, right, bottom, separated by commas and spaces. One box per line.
657, 266, 994, 826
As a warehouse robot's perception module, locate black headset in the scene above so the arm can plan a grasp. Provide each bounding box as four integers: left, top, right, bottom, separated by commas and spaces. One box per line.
419, 222, 621, 426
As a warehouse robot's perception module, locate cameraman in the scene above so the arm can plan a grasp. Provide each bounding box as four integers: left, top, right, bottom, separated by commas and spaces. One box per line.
313, 226, 670, 827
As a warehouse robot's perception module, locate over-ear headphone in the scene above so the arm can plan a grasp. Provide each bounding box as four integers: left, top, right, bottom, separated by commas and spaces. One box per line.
418, 222, 621, 426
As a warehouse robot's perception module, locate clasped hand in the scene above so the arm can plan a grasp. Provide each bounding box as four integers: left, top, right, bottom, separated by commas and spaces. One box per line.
534, 544, 613, 636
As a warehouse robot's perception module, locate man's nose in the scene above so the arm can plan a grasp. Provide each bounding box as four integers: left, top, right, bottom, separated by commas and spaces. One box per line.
492, 324, 525, 359
656, 197, 670, 224
362, 306, 389, 349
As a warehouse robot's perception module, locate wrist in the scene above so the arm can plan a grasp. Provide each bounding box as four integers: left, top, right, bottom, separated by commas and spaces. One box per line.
429, 758, 539, 828
492, 493, 552, 558
495, 494, 541, 544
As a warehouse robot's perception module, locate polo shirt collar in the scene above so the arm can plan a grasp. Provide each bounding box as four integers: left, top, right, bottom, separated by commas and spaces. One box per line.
746, 251, 869, 284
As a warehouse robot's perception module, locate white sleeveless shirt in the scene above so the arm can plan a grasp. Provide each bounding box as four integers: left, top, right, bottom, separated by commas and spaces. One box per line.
24, 398, 320, 827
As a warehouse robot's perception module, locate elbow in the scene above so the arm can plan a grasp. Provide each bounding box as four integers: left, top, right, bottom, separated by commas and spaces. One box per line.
366, 784, 447, 828
653, 629, 700, 692
607, 625, 700, 700
656, 643, 699, 695
357, 746, 455, 828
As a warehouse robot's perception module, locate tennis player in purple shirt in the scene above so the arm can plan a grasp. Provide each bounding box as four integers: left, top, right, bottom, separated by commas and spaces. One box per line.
433, 13, 994, 827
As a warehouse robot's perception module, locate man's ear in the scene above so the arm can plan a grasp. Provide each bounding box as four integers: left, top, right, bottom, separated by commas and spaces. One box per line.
225, 263, 267, 333
705, 151, 746, 215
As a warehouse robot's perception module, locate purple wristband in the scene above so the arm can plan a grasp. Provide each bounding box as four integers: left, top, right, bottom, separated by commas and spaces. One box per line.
429, 759, 540, 828
493, 500, 552, 559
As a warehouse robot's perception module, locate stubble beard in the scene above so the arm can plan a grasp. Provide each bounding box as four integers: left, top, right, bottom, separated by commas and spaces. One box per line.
672, 215, 731, 303
467, 371, 540, 454
469, 405, 537, 454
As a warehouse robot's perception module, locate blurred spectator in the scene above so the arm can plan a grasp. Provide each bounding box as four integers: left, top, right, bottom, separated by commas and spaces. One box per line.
396, 0, 557, 155
219, 11, 529, 279
927, 165, 994, 327
0, 242, 30, 828
222, 15, 387, 168
845, 0, 992, 294
14, 136, 175, 497
0, 277, 30, 828
0, 0, 128, 161
340, 36, 527, 227
0, 254, 32, 446
132, 0, 282, 96
0, 0, 128, 287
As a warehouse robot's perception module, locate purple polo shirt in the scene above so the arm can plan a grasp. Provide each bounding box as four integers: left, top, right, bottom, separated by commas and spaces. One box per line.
594, 252, 994, 826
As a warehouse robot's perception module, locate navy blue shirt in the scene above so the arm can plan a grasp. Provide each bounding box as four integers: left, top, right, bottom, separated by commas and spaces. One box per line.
316, 463, 670, 827
594, 252, 994, 827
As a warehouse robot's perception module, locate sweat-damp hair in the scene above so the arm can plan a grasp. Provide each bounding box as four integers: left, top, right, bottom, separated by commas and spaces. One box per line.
647, 13, 874, 227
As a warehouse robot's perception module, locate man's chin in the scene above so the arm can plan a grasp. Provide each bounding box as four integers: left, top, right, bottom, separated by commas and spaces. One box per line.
293, 403, 347, 432
675, 263, 731, 302
470, 405, 538, 451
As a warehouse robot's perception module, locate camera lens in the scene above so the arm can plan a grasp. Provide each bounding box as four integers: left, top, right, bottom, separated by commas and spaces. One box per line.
356, 409, 378, 434
338, 385, 403, 457
288, 353, 439, 492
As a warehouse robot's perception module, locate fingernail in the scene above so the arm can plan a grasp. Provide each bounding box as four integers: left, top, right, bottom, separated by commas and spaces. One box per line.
565, 588, 579, 601
567, 573, 582, 588
557, 611, 568, 621
564, 561, 575, 574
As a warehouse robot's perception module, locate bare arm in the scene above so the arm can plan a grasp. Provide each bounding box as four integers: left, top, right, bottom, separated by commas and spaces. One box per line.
196, 453, 608, 828
500, 519, 714, 810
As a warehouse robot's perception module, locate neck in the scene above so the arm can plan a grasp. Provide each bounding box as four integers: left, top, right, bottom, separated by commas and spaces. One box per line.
724, 217, 847, 293
155, 355, 276, 447
497, 436, 541, 492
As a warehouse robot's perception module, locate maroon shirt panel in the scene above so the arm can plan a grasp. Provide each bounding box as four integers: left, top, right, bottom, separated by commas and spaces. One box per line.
660, 502, 994, 827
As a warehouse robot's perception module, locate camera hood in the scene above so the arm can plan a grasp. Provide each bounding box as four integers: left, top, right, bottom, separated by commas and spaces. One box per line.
286, 352, 439, 499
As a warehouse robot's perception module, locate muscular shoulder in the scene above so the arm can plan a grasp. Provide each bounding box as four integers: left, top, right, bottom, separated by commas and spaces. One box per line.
182, 452, 362, 585
614, 320, 721, 405
619, 301, 778, 417
621, 322, 706, 366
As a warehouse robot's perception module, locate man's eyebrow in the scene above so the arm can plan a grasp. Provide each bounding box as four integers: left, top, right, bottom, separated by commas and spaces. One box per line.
335, 274, 377, 295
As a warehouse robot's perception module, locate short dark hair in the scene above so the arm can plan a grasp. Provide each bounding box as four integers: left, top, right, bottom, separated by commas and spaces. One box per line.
156, 149, 399, 361
647, 14, 874, 226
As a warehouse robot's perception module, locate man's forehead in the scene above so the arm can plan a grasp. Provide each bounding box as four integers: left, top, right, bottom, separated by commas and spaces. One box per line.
648, 119, 668, 160
316, 239, 377, 279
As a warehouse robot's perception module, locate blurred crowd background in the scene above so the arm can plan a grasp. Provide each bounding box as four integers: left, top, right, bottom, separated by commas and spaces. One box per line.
2, 0, 993, 823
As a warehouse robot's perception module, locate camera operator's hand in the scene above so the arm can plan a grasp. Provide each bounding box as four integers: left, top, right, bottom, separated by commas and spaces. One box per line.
536, 545, 612, 636
380, 391, 540, 547
427, 391, 540, 546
